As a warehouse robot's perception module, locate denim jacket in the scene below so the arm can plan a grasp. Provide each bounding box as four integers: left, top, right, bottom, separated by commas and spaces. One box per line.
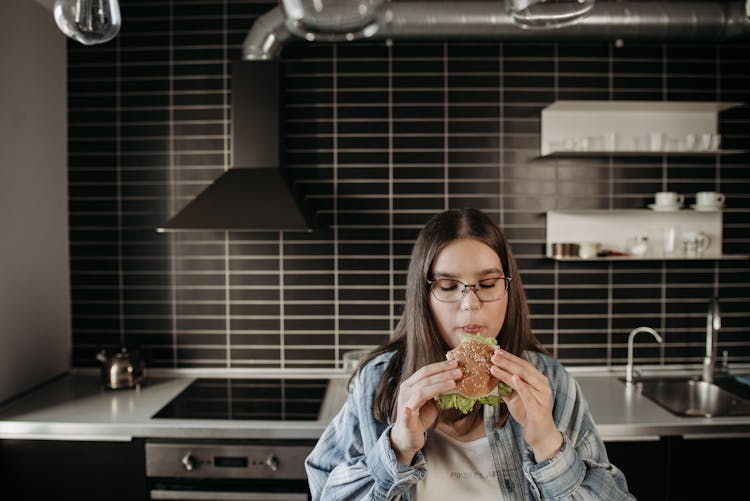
305, 350, 634, 500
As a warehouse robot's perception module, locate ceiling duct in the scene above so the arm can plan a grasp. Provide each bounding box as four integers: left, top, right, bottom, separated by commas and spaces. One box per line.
506, 0, 596, 29
281, 0, 389, 41
243, 1, 750, 60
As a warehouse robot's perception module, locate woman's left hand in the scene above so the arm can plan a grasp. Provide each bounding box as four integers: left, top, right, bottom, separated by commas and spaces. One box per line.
490, 350, 563, 462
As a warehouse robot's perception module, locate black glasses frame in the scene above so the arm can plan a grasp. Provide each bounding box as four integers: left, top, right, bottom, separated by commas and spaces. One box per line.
426, 276, 512, 303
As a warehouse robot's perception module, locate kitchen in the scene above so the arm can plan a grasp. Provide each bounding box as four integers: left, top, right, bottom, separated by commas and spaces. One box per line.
1, 0, 749, 499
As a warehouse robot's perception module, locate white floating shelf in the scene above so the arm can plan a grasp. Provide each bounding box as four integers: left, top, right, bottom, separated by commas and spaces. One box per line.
550, 255, 749, 262
539, 149, 748, 158
545, 210, 726, 261
540, 100, 742, 156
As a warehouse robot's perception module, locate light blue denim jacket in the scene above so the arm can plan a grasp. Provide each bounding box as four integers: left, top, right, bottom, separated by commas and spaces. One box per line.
305, 350, 634, 500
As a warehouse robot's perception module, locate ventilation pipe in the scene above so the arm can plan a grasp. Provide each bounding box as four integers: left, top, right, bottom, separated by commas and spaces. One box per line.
243, 1, 750, 60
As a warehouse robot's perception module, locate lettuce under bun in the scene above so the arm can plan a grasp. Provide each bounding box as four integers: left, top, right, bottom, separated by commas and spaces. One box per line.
434, 334, 512, 414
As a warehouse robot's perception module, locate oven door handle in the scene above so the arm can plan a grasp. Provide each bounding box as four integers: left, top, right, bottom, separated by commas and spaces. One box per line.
150, 490, 308, 501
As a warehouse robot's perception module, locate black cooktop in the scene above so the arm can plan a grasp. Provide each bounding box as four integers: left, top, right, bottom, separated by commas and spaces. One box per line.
151, 378, 329, 421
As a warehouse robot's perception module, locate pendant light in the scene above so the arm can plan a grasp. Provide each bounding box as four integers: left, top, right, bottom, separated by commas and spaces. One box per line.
506, 0, 595, 29
54, 0, 121, 45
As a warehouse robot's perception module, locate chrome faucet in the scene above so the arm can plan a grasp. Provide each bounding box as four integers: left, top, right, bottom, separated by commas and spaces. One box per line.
702, 297, 721, 384
625, 326, 663, 386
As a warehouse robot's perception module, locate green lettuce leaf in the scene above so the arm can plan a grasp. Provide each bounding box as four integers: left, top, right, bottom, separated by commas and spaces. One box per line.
457, 333, 498, 347
435, 383, 511, 414
434, 393, 478, 414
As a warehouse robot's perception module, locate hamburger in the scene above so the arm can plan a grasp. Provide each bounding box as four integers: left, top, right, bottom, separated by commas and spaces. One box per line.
435, 334, 512, 414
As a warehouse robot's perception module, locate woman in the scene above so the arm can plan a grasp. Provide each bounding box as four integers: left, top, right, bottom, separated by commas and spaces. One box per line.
305, 208, 633, 500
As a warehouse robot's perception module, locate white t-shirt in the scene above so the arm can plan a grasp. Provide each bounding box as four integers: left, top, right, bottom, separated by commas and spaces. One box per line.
413, 427, 503, 499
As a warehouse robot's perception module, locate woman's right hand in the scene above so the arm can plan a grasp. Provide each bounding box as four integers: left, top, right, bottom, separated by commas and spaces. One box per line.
390, 359, 462, 464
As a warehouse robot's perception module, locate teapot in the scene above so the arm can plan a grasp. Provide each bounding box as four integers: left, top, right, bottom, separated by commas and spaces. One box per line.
96, 347, 147, 389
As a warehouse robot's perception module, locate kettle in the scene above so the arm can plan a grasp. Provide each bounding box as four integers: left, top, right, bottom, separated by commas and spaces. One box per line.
96, 347, 147, 389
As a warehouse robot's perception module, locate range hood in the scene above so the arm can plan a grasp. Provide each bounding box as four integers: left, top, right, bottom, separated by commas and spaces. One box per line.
157, 60, 314, 232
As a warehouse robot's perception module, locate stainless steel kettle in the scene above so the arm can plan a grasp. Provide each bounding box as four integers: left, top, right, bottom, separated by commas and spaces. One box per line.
96, 347, 147, 389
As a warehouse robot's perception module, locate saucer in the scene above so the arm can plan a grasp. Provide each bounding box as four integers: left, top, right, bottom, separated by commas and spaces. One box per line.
690, 203, 725, 212
648, 203, 683, 212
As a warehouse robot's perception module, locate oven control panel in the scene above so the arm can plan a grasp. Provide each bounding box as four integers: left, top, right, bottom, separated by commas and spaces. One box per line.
146, 443, 313, 479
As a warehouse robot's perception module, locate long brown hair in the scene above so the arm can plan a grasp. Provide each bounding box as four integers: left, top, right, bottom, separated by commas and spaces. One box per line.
356, 208, 547, 424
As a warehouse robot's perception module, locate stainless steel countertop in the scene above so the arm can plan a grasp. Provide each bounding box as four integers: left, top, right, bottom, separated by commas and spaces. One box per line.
575, 372, 750, 441
0, 369, 351, 441
1, 366, 749, 442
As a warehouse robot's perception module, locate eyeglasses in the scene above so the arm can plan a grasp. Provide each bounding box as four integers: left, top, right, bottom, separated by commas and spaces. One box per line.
427, 277, 512, 303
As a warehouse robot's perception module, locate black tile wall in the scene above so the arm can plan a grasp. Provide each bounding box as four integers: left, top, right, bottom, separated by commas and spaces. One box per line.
68, 0, 750, 369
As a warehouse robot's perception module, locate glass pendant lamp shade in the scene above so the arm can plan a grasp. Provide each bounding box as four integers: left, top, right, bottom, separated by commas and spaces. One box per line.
506, 0, 595, 29
54, 0, 122, 45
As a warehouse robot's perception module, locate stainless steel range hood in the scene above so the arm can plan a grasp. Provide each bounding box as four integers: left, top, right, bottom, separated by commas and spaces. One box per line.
157, 60, 314, 232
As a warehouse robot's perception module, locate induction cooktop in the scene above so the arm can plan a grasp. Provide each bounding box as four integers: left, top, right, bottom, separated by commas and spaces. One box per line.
151, 378, 329, 421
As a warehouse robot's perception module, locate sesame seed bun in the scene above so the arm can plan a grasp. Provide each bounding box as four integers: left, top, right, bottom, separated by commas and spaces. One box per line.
446, 336, 500, 398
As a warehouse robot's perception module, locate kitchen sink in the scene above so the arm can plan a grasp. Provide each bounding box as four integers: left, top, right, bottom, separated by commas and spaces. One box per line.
622, 376, 750, 417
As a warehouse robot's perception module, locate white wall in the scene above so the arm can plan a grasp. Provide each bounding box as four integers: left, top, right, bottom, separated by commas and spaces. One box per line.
0, 0, 69, 403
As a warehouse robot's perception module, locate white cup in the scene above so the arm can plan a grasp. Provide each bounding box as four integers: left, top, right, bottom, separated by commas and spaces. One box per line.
698, 133, 712, 151
695, 191, 725, 208
654, 191, 684, 209
603, 132, 618, 151
684, 133, 698, 151
649, 132, 665, 151
710, 134, 721, 151
578, 242, 602, 259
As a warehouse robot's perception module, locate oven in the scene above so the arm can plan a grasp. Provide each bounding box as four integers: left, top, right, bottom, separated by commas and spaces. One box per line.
145, 440, 314, 500
146, 377, 341, 501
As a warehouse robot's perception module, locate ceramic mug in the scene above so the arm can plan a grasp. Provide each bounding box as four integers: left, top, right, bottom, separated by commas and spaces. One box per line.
578, 241, 602, 259
654, 191, 684, 209
695, 191, 725, 208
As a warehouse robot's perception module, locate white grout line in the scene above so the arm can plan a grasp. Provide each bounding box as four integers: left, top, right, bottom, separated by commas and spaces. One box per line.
279, 232, 286, 369
333, 44, 340, 367
443, 42, 449, 209
168, 0, 177, 368
116, 30, 125, 348
388, 42, 396, 339
222, 1, 231, 368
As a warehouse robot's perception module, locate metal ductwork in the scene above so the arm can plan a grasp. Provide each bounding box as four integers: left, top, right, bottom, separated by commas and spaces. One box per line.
243, 1, 750, 60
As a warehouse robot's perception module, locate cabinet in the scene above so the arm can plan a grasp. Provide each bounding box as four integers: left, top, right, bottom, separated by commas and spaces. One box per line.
605, 436, 750, 500
544, 210, 746, 261
0, 438, 147, 500
667, 435, 749, 499
605, 438, 668, 501
540, 100, 743, 156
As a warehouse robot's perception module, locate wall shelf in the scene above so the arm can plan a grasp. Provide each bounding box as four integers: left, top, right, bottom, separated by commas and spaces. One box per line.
545, 210, 737, 261
540, 100, 743, 157
549, 255, 749, 262
538, 149, 748, 159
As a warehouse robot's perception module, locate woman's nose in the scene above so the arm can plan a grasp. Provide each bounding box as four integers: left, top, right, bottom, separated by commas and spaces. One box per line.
460, 286, 481, 310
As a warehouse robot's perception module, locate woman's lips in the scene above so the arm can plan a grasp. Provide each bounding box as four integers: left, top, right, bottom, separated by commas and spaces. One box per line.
460, 324, 481, 334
